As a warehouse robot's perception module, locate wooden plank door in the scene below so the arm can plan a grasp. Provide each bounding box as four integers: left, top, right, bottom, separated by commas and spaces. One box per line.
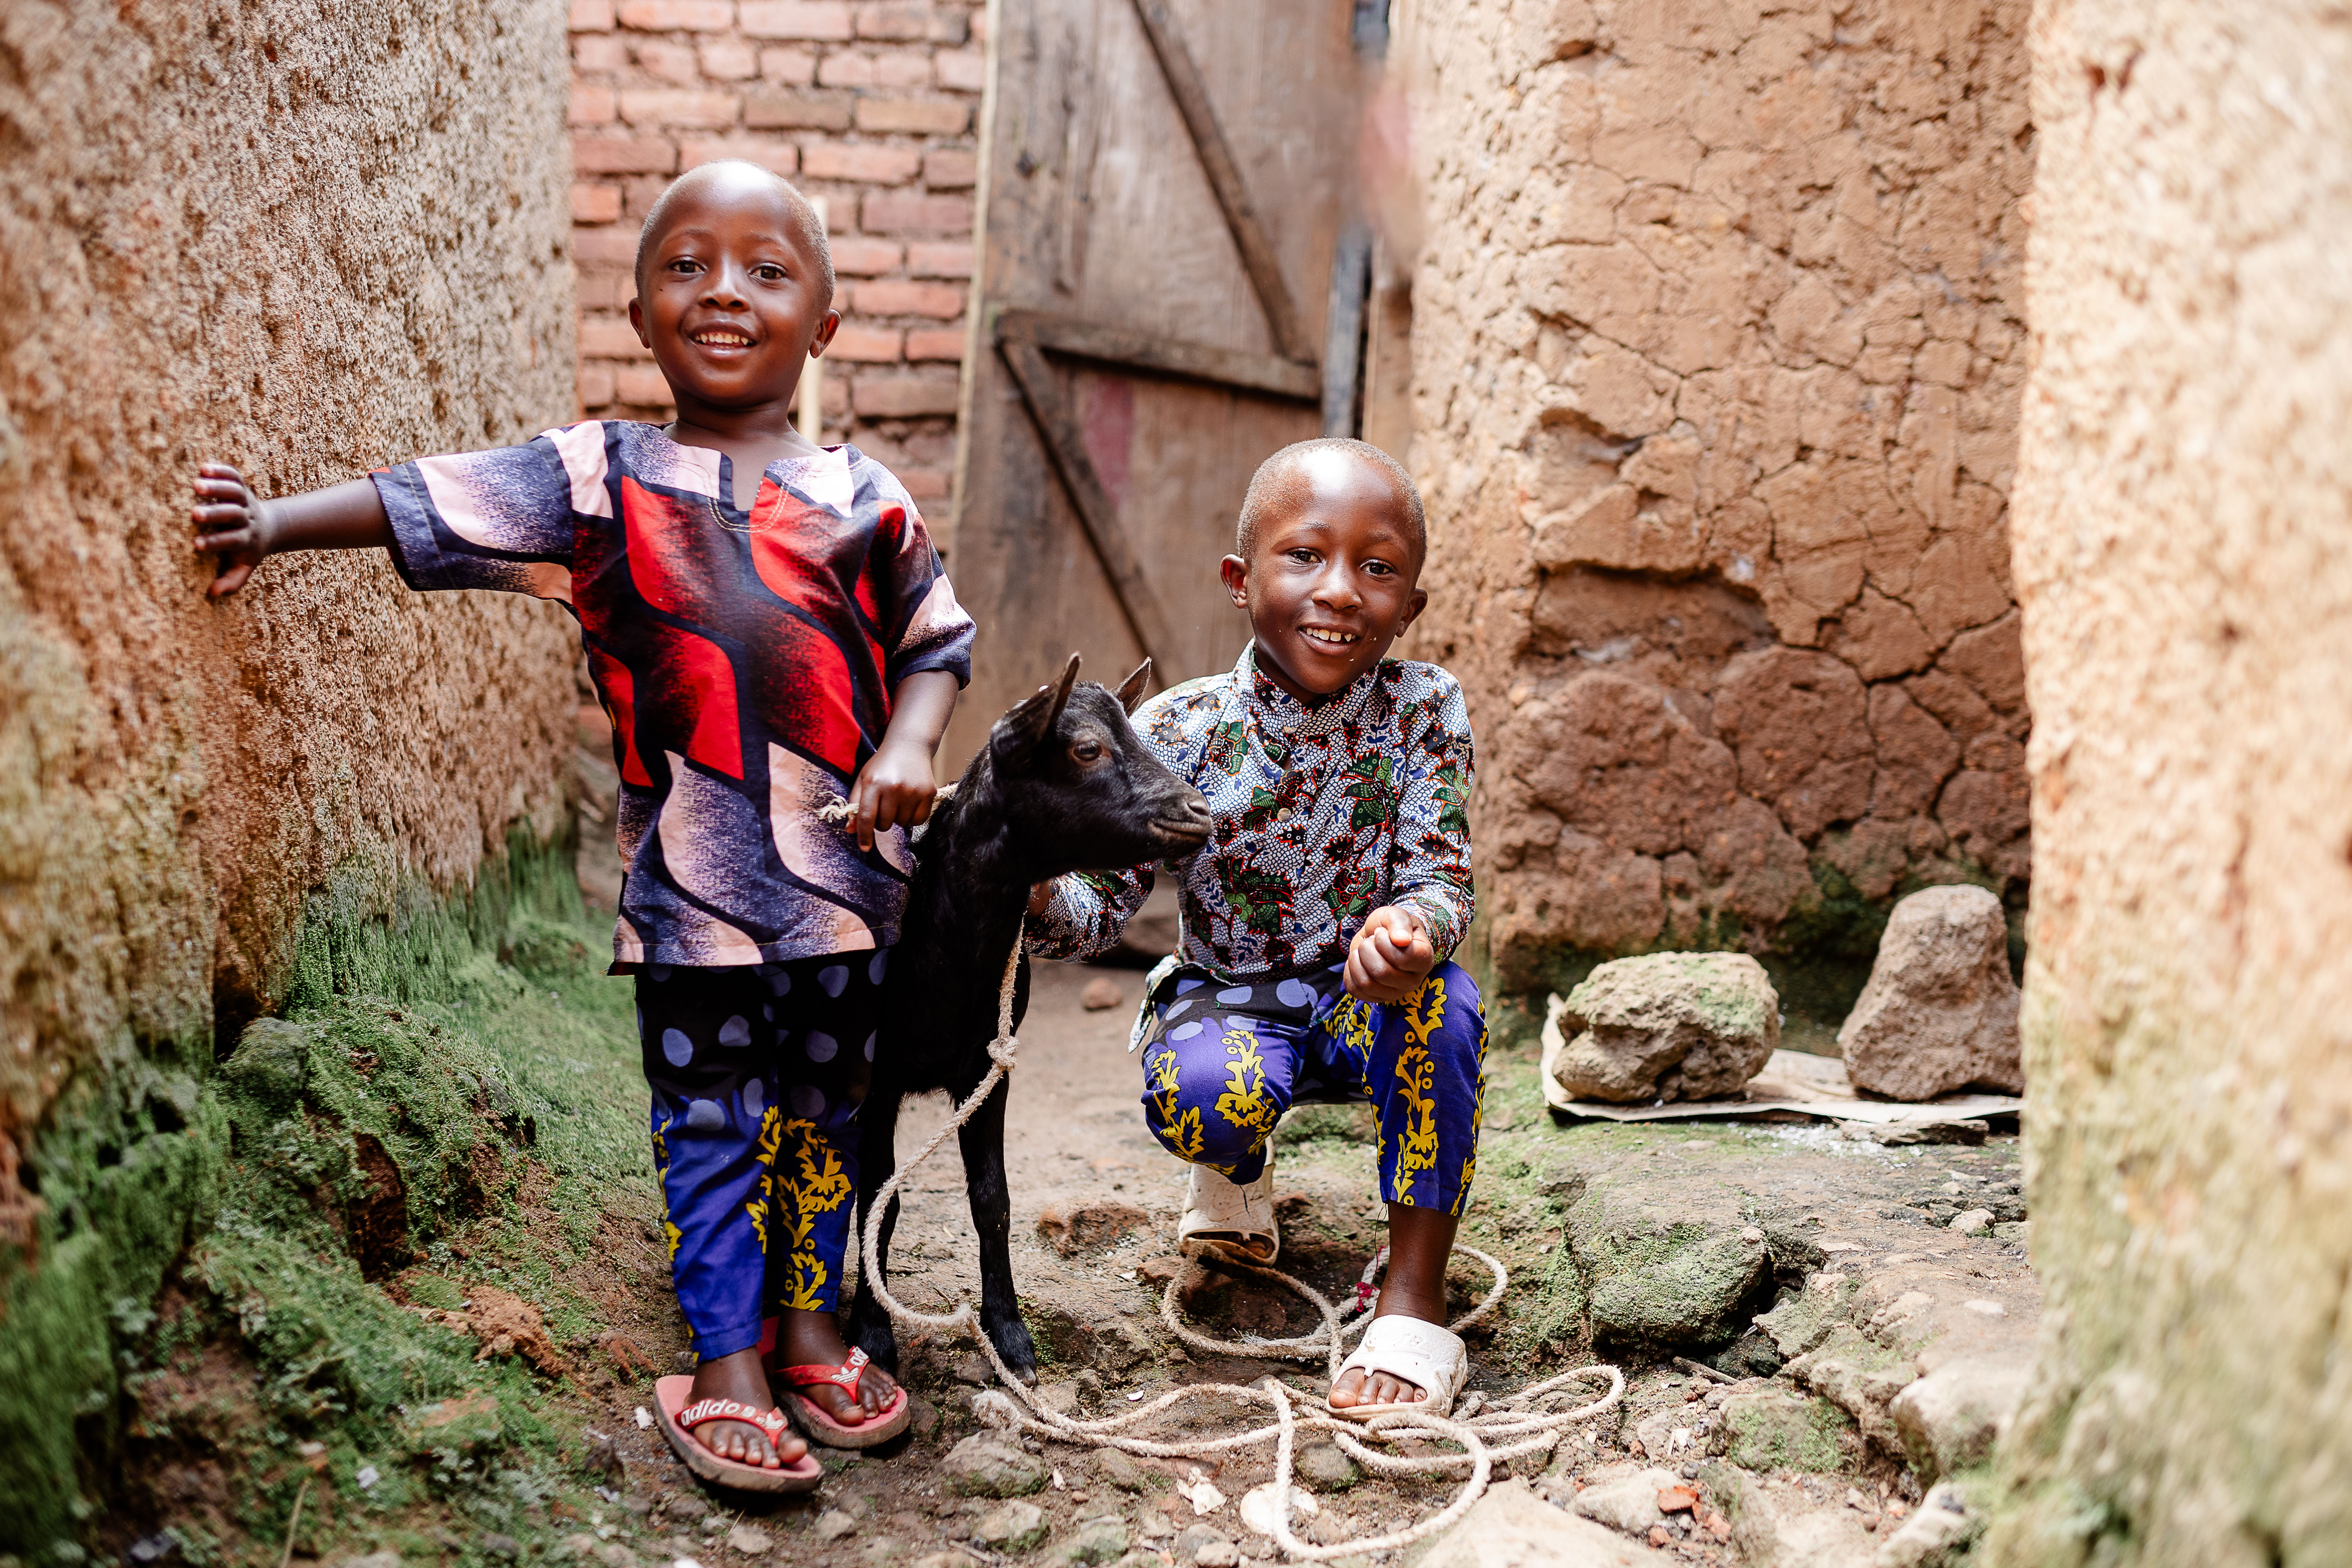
942, 0, 1373, 765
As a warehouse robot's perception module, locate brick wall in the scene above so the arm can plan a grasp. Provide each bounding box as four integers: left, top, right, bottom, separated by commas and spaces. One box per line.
568, 0, 983, 515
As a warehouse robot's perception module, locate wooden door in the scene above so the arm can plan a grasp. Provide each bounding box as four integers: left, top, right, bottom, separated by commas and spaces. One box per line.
942, 0, 1376, 764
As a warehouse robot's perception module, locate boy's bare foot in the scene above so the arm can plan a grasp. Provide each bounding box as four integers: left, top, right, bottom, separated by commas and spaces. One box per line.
1329, 1201, 1455, 1409
777, 1307, 901, 1424
689, 1346, 809, 1467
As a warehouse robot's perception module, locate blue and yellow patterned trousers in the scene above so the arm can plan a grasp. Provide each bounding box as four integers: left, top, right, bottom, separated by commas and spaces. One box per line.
1136, 959, 1487, 1215
637, 950, 887, 1360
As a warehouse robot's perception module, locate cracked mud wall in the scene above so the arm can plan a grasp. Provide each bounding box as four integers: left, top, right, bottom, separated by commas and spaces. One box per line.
0, 0, 574, 1519
1985, 2, 2352, 1564
1393, 0, 2033, 1028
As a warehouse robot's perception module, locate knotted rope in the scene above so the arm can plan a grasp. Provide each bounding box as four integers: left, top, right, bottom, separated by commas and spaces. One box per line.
850, 918, 1625, 1561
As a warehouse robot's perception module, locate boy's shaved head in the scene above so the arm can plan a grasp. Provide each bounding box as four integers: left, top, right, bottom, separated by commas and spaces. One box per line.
1236, 438, 1426, 571
634, 161, 836, 305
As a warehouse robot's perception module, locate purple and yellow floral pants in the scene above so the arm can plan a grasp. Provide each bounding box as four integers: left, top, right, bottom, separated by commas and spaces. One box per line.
636, 950, 887, 1360
1134, 959, 1487, 1215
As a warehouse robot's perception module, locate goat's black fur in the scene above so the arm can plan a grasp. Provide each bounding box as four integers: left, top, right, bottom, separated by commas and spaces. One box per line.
845, 655, 1210, 1379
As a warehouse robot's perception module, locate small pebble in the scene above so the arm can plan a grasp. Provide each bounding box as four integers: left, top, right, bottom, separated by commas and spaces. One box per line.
813, 1510, 858, 1543
725, 1525, 772, 1555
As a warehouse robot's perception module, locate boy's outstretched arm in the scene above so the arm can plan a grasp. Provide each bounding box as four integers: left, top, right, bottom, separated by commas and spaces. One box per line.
848, 669, 959, 852
191, 464, 391, 597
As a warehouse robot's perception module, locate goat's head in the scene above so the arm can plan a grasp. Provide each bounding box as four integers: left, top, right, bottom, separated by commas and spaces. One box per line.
981, 654, 1211, 878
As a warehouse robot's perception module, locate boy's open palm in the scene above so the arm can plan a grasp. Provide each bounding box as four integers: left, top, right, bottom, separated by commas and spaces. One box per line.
1346, 906, 1436, 1003
190, 463, 269, 597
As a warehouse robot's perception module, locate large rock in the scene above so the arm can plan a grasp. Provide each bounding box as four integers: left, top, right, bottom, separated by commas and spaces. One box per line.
1427, 1478, 1675, 1566
1544, 953, 1781, 1103
1888, 1355, 2030, 1482
1838, 886, 2023, 1099
1568, 1193, 1772, 1348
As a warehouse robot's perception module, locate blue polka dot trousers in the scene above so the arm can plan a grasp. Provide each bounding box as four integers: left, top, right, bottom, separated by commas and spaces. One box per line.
636, 949, 889, 1360
1135, 959, 1488, 1216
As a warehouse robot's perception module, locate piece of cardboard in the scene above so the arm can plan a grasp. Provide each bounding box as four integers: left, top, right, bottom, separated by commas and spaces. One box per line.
1538, 1044, 2023, 1127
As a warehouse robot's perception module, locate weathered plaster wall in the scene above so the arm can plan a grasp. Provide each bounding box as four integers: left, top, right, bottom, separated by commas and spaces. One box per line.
1985, 3, 2352, 1563
0, 0, 575, 1511
1396, 0, 2033, 1024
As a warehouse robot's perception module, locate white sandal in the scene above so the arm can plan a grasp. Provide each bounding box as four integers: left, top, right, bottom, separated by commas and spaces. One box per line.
1177, 1155, 1279, 1265
1331, 1314, 1469, 1421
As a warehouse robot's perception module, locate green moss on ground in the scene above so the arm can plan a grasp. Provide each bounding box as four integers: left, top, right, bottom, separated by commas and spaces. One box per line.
1, 827, 658, 1566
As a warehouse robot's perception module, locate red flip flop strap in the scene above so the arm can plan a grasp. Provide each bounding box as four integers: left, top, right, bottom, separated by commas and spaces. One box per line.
780, 1345, 870, 1396
676, 1397, 791, 1446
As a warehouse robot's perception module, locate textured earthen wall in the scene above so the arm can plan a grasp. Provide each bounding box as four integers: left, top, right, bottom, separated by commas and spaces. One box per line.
0, 0, 575, 1167
568, 0, 982, 516
1396, 0, 2034, 1023
1987, 2, 2352, 1562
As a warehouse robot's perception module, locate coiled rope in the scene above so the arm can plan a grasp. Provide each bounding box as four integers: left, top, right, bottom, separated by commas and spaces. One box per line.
850, 919, 1625, 1561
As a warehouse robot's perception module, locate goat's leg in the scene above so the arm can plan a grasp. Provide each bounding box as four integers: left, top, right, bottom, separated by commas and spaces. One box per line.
845, 1089, 905, 1374
958, 1077, 1039, 1382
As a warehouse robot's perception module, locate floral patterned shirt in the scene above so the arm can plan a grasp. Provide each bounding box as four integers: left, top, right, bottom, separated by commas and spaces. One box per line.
1029, 645, 1476, 978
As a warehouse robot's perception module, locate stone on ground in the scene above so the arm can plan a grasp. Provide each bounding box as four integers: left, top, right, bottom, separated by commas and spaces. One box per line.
974, 1500, 1049, 1551
724, 1525, 771, 1555
1544, 952, 1780, 1102
1428, 1478, 1673, 1565
1837, 885, 2023, 1099
1061, 1514, 1131, 1564
1035, 1200, 1152, 1256
1717, 1387, 1851, 1472
813, 1510, 858, 1543
1093, 1446, 1151, 1492
1172, 1523, 1238, 1567
1888, 1355, 2030, 1482
1567, 1186, 1772, 1346
1294, 1439, 1359, 1489
1081, 976, 1125, 1011
1872, 1483, 1981, 1568
942, 1433, 1051, 1497
1567, 1465, 1681, 1534
1784, 1324, 1914, 1451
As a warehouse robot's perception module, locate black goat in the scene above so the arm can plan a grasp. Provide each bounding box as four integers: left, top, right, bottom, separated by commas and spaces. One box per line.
845, 654, 1211, 1380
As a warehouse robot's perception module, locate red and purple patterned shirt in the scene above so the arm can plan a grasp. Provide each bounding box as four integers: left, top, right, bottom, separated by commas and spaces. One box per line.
373, 421, 975, 969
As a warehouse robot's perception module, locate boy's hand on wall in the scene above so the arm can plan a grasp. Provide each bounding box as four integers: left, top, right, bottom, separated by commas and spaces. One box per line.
190, 462, 269, 596
1346, 906, 1436, 1003
849, 738, 938, 852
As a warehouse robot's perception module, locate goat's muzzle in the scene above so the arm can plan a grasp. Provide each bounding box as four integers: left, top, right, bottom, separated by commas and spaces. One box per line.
1150, 793, 1215, 852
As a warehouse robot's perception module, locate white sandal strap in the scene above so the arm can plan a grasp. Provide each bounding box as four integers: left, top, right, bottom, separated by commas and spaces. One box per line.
1178, 1158, 1279, 1262
1333, 1315, 1468, 1419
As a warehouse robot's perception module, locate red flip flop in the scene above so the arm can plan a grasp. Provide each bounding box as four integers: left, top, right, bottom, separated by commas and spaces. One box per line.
776, 1346, 911, 1448
653, 1374, 825, 1493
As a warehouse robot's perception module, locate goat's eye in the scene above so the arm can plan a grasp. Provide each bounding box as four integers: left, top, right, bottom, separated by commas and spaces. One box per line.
1073, 740, 1103, 763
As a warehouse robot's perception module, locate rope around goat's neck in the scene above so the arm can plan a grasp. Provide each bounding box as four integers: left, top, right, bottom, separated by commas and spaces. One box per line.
813, 782, 957, 828
851, 917, 1626, 1561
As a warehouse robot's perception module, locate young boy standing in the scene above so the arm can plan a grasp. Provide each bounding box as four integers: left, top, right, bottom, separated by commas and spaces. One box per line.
189, 163, 964, 1486
1027, 439, 1486, 1417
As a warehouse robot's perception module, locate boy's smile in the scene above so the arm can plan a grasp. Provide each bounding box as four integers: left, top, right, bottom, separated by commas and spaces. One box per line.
1221, 447, 1428, 701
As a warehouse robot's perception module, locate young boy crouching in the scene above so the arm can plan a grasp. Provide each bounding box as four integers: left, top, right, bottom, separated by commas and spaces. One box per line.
1026, 438, 1485, 1417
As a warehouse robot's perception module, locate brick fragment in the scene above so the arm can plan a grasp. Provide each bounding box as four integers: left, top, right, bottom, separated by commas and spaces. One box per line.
571, 0, 616, 29
827, 323, 903, 361
572, 182, 626, 223
854, 370, 961, 417
570, 84, 619, 126
677, 136, 800, 174
574, 228, 645, 267
573, 33, 628, 69
581, 317, 654, 358
738, 0, 852, 39
758, 45, 817, 84
830, 237, 904, 275
635, 40, 703, 86
852, 279, 964, 318
578, 361, 618, 409
617, 365, 677, 406
619, 89, 741, 129
854, 2, 929, 39
923, 148, 977, 189
861, 191, 973, 233
905, 327, 966, 361
617, 0, 735, 29
857, 97, 969, 136
744, 90, 854, 130
574, 135, 680, 174
907, 240, 975, 278
932, 46, 985, 92
801, 142, 922, 183
699, 37, 759, 78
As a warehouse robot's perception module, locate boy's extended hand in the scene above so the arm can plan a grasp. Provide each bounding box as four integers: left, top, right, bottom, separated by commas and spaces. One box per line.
190, 463, 391, 597
190, 463, 270, 597
847, 737, 938, 852
1346, 906, 1436, 1004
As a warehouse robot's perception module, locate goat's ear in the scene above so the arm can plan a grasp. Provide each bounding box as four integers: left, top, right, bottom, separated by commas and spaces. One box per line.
991, 652, 1081, 769
1113, 659, 1152, 715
